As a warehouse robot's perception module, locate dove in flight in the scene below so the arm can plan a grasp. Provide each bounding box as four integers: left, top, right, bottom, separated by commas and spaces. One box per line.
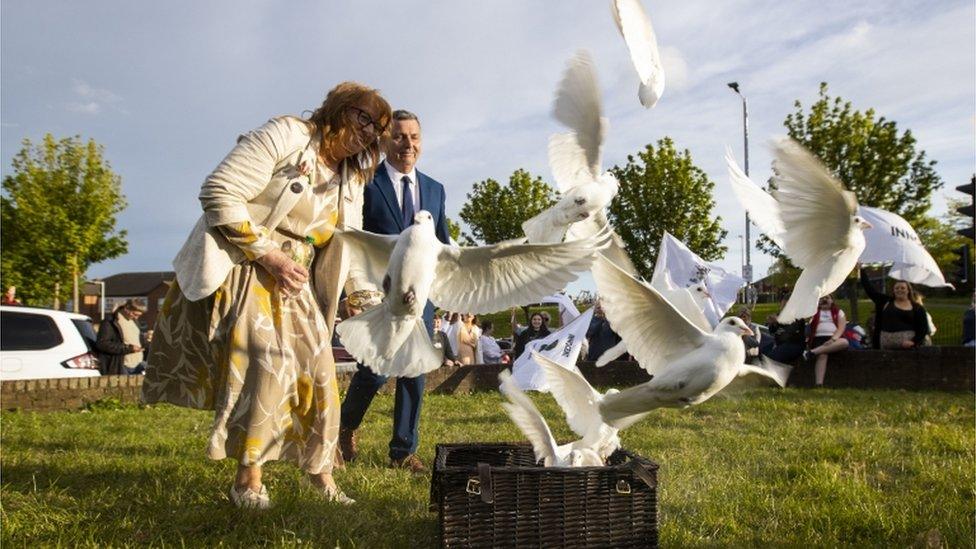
590, 255, 791, 428
611, 0, 666, 108
498, 368, 610, 467
725, 138, 872, 323
522, 50, 621, 247
335, 211, 609, 377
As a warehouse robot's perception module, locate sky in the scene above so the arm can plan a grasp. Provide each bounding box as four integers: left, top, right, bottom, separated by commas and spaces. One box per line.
2, 0, 974, 295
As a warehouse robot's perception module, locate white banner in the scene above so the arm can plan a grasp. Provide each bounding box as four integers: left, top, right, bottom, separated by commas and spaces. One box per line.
650, 232, 746, 328
540, 293, 581, 326
511, 307, 594, 392
857, 206, 952, 288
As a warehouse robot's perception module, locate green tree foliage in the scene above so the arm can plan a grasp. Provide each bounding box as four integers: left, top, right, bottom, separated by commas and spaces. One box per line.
608, 137, 727, 280
916, 197, 974, 291
458, 169, 557, 244
761, 82, 944, 257
1, 135, 128, 305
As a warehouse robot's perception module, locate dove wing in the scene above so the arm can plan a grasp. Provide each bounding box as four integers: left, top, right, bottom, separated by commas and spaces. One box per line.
332, 226, 400, 288
776, 236, 864, 323
550, 50, 606, 187
430, 230, 607, 314
611, 0, 663, 85
567, 209, 639, 276
534, 352, 605, 444
591, 255, 709, 376
736, 355, 792, 388
499, 370, 560, 465
725, 147, 785, 248
770, 137, 859, 269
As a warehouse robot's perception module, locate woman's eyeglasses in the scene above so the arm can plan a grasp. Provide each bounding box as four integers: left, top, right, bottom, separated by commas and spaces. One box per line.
349, 106, 386, 135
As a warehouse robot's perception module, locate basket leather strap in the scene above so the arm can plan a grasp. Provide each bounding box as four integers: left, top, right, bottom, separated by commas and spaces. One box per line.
477, 462, 494, 504
627, 460, 657, 490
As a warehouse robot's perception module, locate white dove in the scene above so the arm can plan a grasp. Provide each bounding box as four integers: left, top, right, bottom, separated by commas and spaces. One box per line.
498, 369, 605, 467
335, 211, 609, 378
611, 0, 666, 108
522, 50, 620, 245
590, 255, 792, 428
594, 280, 711, 367
725, 138, 872, 323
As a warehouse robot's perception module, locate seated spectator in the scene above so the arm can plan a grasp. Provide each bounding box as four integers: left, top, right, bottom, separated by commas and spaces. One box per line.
475, 320, 503, 364
2, 286, 22, 306
804, 294, 849, 387
860, 268, 929, 350
456, 314, 481, 365
513, 312, 551, 362
963, 294, 975, 347
431, 316, 457, 367
762, 312, 807, 364
586, 301, 622, 362
736, 307, 762, 365
96, 300, 146, 375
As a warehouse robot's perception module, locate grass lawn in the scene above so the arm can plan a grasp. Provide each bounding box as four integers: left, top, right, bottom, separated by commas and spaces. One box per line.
2, 389, 973, 547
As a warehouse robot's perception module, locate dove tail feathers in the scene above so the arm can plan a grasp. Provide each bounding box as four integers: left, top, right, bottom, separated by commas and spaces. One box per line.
522, 211, 567, 244
335, 304, 441, 378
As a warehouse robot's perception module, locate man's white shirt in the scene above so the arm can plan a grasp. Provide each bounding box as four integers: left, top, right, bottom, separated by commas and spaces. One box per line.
384, 160, 420, 211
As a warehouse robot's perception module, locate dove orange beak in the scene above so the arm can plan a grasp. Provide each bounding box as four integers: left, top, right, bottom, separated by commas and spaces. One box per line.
741, 327, 754, 337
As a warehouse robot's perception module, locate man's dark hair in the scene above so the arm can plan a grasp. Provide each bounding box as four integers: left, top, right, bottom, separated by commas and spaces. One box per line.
392, 109, 419, 125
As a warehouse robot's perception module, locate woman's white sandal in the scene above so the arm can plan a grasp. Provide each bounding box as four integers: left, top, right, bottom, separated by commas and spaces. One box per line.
229, 483, 271, 510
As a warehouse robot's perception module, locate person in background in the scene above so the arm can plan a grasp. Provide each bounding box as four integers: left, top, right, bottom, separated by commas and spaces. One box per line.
456, 313, 480, 365
509, 307, 527, 337
736, 307, 762, 365
860, 267, 929, 350
513, 311, 551, 362
762, 296, 807, 364
804, 294, 849, 387
2, 286, 22, 306
475, 320, 503, 364
96, 300, 146, 376
586, 301, 622, 362
431, 316, 456, 367
963, 294, 975, 347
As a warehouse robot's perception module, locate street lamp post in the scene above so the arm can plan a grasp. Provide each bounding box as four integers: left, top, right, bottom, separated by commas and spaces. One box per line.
727, 82, 752, 284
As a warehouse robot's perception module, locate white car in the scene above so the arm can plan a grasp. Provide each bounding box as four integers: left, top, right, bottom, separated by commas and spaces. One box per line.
1, 306, 101, 380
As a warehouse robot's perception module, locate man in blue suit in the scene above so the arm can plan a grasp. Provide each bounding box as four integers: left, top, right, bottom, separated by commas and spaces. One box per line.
339, 110, 450, 473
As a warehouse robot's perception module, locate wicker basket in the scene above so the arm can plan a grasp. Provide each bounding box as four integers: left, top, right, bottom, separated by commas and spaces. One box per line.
430, 442, 658, 548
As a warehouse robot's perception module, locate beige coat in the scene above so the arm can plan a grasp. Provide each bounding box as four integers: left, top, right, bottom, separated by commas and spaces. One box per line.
172, 116, 365, 333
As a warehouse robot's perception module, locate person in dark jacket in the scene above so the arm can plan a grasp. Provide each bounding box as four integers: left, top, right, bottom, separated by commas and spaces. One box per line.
859, 268, 929, 349
586, 301, 622, 362
512, 312, 551, 362
95, 301, 145, 375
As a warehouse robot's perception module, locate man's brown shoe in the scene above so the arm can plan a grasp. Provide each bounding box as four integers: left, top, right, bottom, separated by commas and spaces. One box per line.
338, 427, 358, 462
389, 454, 427, 474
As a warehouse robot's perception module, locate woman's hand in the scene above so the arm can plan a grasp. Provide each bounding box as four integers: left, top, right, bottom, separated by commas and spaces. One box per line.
256, 249, 308, 295
901, 340, 915, 349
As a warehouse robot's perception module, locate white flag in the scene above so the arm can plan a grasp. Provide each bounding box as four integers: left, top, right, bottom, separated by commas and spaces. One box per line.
857, 206, 952, 288
512, 307, 594, 392
541, 293, 581, 326
650, 232, 746, 328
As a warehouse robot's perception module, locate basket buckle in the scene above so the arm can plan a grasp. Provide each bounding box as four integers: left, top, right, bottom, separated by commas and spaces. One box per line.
616, 479, 632, 494
466, 478, 482, 496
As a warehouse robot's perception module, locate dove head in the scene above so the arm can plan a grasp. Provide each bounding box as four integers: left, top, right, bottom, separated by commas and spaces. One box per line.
688, 282, 712, 302
852, 215, 873, 231
716, 316, 753, 337
412, 210, 434, 226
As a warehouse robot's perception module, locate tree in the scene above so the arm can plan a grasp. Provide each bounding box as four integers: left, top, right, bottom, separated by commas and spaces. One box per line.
1, 135, 128, 306
761, 82, 944, 258
458, 169, 557, 244
915, 198, 974, 291
607, 137, 727, 280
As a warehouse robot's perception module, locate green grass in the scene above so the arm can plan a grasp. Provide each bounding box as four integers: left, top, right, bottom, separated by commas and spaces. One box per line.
2, 389, 973, 547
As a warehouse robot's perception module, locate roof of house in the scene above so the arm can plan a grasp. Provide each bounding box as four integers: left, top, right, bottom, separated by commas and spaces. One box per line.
98, 271, 175, 297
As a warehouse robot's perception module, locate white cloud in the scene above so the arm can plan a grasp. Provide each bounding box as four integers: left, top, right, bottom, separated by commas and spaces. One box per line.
65, 78, 123, 115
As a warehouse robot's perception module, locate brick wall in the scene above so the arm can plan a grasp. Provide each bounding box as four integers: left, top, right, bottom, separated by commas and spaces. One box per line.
3, 347, 972, 412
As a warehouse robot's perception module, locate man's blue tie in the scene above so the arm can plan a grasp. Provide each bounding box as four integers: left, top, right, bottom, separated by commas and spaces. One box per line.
401, 175, 415, 229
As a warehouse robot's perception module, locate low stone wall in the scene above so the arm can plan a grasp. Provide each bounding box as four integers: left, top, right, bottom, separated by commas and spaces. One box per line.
3, 347, 972, 412
1, 375, 144, 412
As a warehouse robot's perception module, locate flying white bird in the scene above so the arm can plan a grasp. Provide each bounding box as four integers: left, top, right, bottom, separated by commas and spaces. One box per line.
498, 369, 606, 467
611, 0, 666, 108
594, 280, 711, 367
725, 138, 872, 323
335, 211, 609, 377
590, 255, 791, 428
522, 50, 621, 247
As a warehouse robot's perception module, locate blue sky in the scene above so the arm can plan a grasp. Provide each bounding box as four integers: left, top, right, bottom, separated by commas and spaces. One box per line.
2, 1, 974, 294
